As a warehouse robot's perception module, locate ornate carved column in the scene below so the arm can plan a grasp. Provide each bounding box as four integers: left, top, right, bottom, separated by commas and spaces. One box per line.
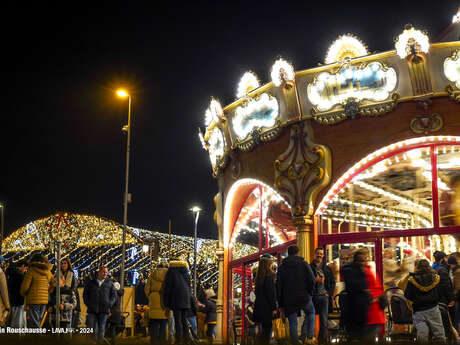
215, 247, 225, 343
213, 191, 225, 344
274, 122, 331, 261
293, 216, 315, 260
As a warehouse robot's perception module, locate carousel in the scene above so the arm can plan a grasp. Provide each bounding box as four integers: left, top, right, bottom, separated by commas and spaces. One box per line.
199, 21, 460, 344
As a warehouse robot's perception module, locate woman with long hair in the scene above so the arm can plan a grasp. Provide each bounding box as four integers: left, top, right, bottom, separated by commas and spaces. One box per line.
253, 255, 277, 344
50, 257, 78, 329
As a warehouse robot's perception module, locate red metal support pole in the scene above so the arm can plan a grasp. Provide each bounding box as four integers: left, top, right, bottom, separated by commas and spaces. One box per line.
431, 145, 440, 229
375, 237, 383, 284
259, 186, 263, 252
241, 264, 246, 344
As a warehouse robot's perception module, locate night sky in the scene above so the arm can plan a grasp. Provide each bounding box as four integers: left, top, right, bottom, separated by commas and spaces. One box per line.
2, 1, 458, 240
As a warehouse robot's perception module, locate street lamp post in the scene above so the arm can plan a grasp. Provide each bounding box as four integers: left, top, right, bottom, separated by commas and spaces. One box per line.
116, 89, 132, 290
191, 206, 201, 297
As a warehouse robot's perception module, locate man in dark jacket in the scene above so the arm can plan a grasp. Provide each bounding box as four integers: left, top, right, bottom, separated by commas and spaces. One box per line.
311, 249, 333, 345
83, 266, 117, 343
163, 260, 191, 344
277, 245, 316, 344
7, 260, 27, 328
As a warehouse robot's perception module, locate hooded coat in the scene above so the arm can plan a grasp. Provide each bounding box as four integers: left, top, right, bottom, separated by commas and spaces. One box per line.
404, 271, 441, 312
163, 261, 191, 310
276, 254, 315, 315
20, 261, 54, 305
6, 264, 23, 307
145, 267, 169, 319
340, 262, 370, 332
435, 263, 455, 305
254, 273, 277, 324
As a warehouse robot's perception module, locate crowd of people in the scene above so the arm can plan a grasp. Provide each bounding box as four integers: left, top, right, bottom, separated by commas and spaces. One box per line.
0, 245, 459, 345
251, 246, 335, 345
248, 245, 460, 345
0, 253, 218, 345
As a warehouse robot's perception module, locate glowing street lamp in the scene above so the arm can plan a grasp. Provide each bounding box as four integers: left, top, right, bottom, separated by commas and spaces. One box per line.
116, 89, 132, 290
191, 206, 201, 297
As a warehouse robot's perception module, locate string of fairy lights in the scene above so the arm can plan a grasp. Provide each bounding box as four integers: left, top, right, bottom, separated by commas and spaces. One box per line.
2, 213, 250, 289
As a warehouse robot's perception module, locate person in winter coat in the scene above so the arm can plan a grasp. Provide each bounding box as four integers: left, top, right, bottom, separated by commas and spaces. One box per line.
253, 256, 277, 344
6, 259, 27, 328
135, 277, 149, 306
145, 263, 169, 344
163, 260, 191, 344
83, 266, 117, 343
198, 288, 217, 341
363, 255, 386, 341
186, 296, 198, 335
107, 281, 124, 345
20, 253, 54, 328
313, 248, 336, 311
434, 251, 455, 307
404, 259, 446, 343
311, 257, 329, 344
340, 249, 371, 341
48, 277, 77, 328
277, 245, 316, 345
0, 263, 10, 327
448, 255, 460, 331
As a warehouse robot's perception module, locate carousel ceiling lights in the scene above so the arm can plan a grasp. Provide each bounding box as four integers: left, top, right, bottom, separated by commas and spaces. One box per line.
444, 50, 460, 89
271, 58, 295, 87
394, 25, 429, 59
325, 34, 368, 64
237, 71, 260, 98
316, 136, 460, 215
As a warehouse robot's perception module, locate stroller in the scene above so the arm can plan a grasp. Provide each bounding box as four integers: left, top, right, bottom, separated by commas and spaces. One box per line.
185, 317, 200, 345
106, 311, 129, 338
438, 303, 459, 344
384, 287, 414, 341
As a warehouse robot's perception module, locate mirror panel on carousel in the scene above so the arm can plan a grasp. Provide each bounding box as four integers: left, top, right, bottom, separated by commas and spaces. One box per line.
229, 266, 243, 345
230, 184, 295, 261
324, 242, 376, 295
437, 145, 460, 227
319, 147, 433, 234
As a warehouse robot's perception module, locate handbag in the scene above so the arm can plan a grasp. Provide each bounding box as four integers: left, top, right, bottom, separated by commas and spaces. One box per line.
272, 317, 287, 340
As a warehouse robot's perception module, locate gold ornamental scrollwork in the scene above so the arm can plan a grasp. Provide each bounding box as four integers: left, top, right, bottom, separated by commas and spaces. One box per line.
312, 93, 399, 125
446, 85, 460, 103
274, 122, 331, 217
410, 113, 443, 134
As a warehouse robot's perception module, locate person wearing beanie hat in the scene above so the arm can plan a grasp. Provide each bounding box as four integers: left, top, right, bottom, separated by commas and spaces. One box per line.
433, 252, 455, 309
432, 251, 447, 270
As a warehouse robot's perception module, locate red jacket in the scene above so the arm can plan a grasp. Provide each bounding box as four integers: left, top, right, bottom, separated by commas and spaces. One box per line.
364, 266, 385, 325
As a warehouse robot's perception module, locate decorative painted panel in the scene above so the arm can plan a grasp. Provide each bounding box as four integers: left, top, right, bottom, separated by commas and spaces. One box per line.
307, 61, 397, 112
232, 93, 279, 141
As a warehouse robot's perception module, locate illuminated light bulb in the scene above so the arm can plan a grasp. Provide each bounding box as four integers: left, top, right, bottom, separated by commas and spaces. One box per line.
395, 25, 430, 59
271, 58, 295, 87
325, 34, 368, 64
237, 71, 260, 98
